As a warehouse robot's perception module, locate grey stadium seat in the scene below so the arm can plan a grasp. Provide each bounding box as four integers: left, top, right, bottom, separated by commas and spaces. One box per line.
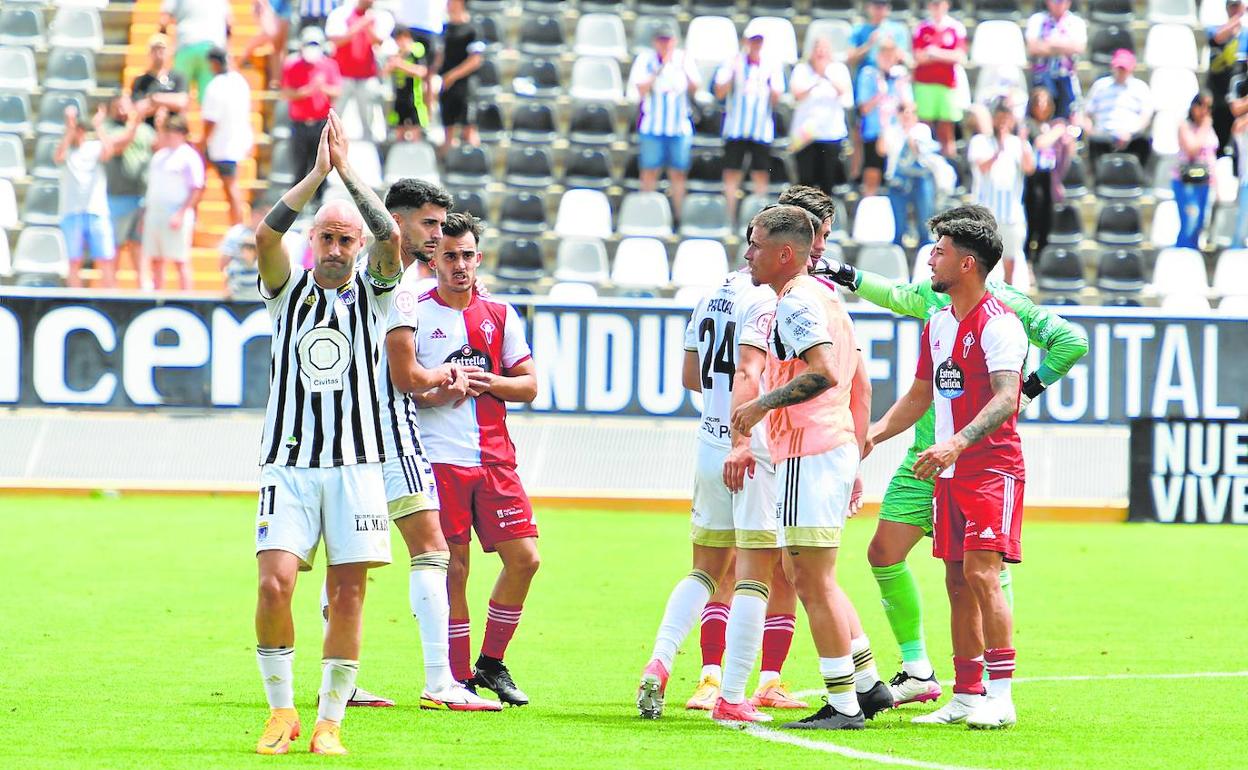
0, 6, 45, 48
21, 180, 61, 226
37, 91, 88, 135
0, 132, 24, 179
45, 48, 97, 91
0, 46, 37, 92
444, 144, 493, 189
518, 16, 565, 57
0, 92, 32, 135
495, 239, 546, 281
679, 194, 731, 239
498, 192, 547, 235
48, 6, 103, 51
503, 146, 555, 189
32, 134, 61, 179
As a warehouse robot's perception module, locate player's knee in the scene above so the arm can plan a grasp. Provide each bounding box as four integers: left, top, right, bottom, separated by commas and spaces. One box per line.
866, 537, 897, 568
506, 547, 541, 579
329, 580, 366, 614
257, 572, 295, 608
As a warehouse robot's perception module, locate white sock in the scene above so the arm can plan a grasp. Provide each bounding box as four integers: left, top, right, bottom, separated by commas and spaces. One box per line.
256, 647, 294, 710
758, 669, 781, 688
987, 677, 1013, 699
701, 664, 723, 681
902, 658, 934, 680
410, 552, 453, 692
320, 581, 330, 635
650, 569, 715, 672
317, 658, 359, 724
720, 582, 769, 704
850, 635, 881, 694
820, 655, 861, 715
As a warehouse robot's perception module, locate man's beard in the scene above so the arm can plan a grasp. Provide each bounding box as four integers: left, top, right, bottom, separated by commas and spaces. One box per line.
931, 278, 951, 293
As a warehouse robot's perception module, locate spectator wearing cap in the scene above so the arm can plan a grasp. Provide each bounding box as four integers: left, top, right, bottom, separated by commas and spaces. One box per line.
1083, 48, 1153, 170
201, 47, 254, 226
714, 20, 785, 224
789, 37, 854, 196
912, 0, 967, 157
100, 95, 156, 282
130, 34, 190, 128
159, 0, 232, 103
1025, 0, 1086, 121
626, 22, 701, 219
1207, 0, 1244, 154
968, 98, 1035, 286
437, 0, 486, 154
856, 36, 911, 196
56, 105, 125, 289
142, 114, 204, 291
848, 0, 913, 74
280, 27, 342, 203
325, 0, 394, 145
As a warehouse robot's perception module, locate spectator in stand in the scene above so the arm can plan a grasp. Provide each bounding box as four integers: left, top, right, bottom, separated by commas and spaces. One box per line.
100, 95, 156, 285
385, 28, 430, 142
912, 0, 967, 158
55, 106, 121, 289
1083, 49, 1153, 170
326, 0, 394, 144
142, 114, 205, 291
968, 98, 1035, 286
160, 0, 231, 102
1207, 0, 1244, 155
1233, 109, 1248, 246
1173, 92, 1218, 250
856, 37, 910, 196
237, 0, 293, 90
201, 48, 254, 227
220, 205, 265, 300
848, 0, 913, 73
131, 34, 190, 128
714, 20, 785, 224
1022, 87, 1075, 265
438, 0, 485, 154
882, 101, 941, 247
789, 37, 854, 196
394, 0, 446, 116
281, 27, 341, 203
626, 23, 700, 219
1025, 0, 1086, 120
298, 0, 342, 32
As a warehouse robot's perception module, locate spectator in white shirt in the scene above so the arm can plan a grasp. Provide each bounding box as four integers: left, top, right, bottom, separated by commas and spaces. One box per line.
56, 106, 123, 289
789, 37, 854, 196
1082, 48, 1153, 170
968, 99, 1035, 286
201, 48, 254, 226
142, 114, 205, 291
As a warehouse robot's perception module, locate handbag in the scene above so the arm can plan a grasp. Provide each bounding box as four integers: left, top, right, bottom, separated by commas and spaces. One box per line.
1179, 162, 1210, 185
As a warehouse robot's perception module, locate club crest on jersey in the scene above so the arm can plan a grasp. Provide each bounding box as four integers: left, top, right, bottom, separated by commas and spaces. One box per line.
962, 332, 975, 358
394, 289, 416, 314
480, 318, 497, 344
338, 286, 357, 305
257, 521, 268, 541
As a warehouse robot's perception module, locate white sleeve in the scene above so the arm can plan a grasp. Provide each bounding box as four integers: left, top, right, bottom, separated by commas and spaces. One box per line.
982, 313, 1028, 374
775, 290, 832, 357
1024, 13, 1043, 41
832, 63, 854, 107
967, 134, 993, 164
625, 54, 648, 101
386, 276, 421, 334
375, 10, 395, 38
683, 51, 701, 85
789, 63, 812, 93
1069, 15, 1087, 46
737, 290, 775, 351
769, 62, 785, 92
501, 304, 533, 368
324, 8, 348, 37
683, 306, 699, 352
201, 80, 222, 122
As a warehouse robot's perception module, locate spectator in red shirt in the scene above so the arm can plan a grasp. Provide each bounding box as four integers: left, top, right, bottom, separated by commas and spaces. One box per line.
912, 0, 967, 157
326, 0, 394, 144
280, 27, 342, 204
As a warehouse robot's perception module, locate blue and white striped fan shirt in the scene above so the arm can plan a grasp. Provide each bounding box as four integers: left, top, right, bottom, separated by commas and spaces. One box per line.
715, 54, 785, 143
967, 134, 1029, 226
626, 49, 700, 137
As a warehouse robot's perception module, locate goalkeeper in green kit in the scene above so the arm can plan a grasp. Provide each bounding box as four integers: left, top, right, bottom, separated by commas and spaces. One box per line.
815, 205, 1088, 705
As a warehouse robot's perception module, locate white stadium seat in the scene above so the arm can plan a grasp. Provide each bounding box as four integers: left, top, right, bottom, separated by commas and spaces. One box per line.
555, 189, 614, 240
1151, 247, 1209, 297
686, 16, 739, 68
547, 281, 601, 302
971, 20, 1027, 69
671, 239, 729, 288
1150, 200, 1180, 247
1144, 24, 1198, 71
1212, 249, 1248, 296
745, 17, 799, 65
851, 196, 895, 243
611, 237, 671, 288
617, 192, 674, 237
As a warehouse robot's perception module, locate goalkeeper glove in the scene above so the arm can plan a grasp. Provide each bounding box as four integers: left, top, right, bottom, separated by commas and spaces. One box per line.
811, 257, 859, 290
1018, 372, 1045, 412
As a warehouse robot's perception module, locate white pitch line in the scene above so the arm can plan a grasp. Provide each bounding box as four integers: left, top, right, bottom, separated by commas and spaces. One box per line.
731, 724, 993, 770
792, 670, 1248, 699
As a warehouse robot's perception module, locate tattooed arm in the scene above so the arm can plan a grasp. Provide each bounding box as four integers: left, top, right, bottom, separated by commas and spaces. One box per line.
913, 370, 1020, 480
325, 111, 401, 283
730, 342, 836, 438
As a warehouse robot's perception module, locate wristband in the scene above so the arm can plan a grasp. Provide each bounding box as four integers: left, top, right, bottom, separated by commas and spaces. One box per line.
1022, 372, 1046, 399
262, 201, 298, 233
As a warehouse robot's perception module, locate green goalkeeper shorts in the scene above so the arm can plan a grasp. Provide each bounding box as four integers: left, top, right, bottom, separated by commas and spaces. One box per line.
878, 449, 935, 535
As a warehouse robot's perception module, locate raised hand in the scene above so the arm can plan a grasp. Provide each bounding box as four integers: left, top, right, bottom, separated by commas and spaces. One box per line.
313, 120, 332, 177
326, 110, 350, 171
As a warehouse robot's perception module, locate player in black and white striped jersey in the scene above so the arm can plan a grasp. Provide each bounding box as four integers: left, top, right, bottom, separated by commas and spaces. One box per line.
250, 111, 402, 757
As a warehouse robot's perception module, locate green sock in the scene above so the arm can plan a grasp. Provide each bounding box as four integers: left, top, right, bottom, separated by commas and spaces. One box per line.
1000, 566, 1014, 612
871, 562, 926, 663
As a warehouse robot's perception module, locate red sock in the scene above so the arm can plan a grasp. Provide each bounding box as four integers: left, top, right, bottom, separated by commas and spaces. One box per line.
953, 655, 986, 696
760, 614, 796, 673
984, 648, 1016, 680
699, 602, 729, 667
449, 618, 472, 682
481, 601, 523, 660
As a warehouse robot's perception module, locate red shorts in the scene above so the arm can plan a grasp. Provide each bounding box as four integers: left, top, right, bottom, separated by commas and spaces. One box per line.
933, 471, 1023, 563
431, 463, 538, 553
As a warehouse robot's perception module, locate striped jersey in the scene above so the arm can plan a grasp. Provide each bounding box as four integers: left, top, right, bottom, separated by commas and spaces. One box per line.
414, 289, 532, 467
917, 293, 1026, 479
626, 49, 700, 137
968, 133, 1028, 225
715, 54, 785, 143
377, 269, 437, 460
682, 270, 774, 460
259, 264, 398, 468
1084, 75, 1151, 137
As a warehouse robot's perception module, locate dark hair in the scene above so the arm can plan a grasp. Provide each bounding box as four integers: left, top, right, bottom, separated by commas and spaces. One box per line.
1026, 87, 1053, 121
777, 184, 835, 225
750, 205, 814, 252
442, 211, 484, 243
933, 217, 1003, 277
927, 203, 996, 232
1187, 90, 1214, 124
385, 178, 452, 212
164, 113, 189, 134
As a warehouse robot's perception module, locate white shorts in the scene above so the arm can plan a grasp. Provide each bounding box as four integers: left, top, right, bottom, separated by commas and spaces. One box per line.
141, 210, 194, 262
690, 440, 778, 549
775, 442, 859, 549
383, 453, 441, 520
255, 463, 392, 570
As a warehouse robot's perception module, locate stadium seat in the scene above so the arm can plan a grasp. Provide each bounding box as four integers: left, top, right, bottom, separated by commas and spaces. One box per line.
1149, 0, 1199, 25
0, 92, 31, 135
547, 281, 600, 302
0, 5, 44, 48
766, 149, 791, 194
1209, 206, 1238, 248
1149, 68, 1200, 115
737, 193, 770, 234
1061, 155, 1088, 198
568, 103, 616, 146
563, 147, 614, 190
477, 14, 503, 53
1102, 294, 1143, 307
1212, 249, 1248, 296
0, 47, 37, 92
802, 19, 853, 59
1096, 249, 1147, 292
0, 133, 23, 179
574, 14, 628, 59
472, 0, 508, 12
632, 16, 683, 56
622, 149, 644, 192
444, 144, 492, 189
686, 150, 725, 194
1215, 155, 1238, 204
518, 16, 565, 56
611, 237, 671, 288
855, 243, 908, 281
1151, 247, 1209, 295
31, 134, 60, 180
554, 188, 614, 239
1089, 0, 1134, 23
692, 108, 724, 150
1160, 293, 1212, 312
504, 146, 555, 189
48, 6, 102, 51
269, 139, 296, 186
570, 57, 624, 101
970, 21, 1027, 69
383, 141, 439, 185
1144, 24, 1198, 71
45, 47, 96, 93
851, 196, 895, 243
1094, 153, 1145, 199
672, 285, 714, 304
0, 177, 16, 228
1047, 202, 1084, 246
269, 100, 291, 141
975, 0, 1024, 20
912, 242, 935, 283
1200, 0, 1230, 25
512, 58, 562, 99
973, 65, 1026, 111
1149, 200, 1180, 248
829, 198, 849, 242
1096, 203, 1143, 246
475, 101, 504, 142
510, 103, 557, 145
679, 195, 731, 239
671, 239, 729, 287
745, 18, 799, 65
36, 91, 87, 135
686, 16, 740, 68
452, 189, 490, 224
1089, 24, 1133, 66
691, 0, 738, 16
21, 180, 60, 227
498, 192, 548, 235
618, 191, 674, 237
810, 0, 858, 18
1035, 246, 1086, 292
12, 227, 68, 279
1219, 294, 1248, 313
522, 0, 565, 12
326, 141, 382, 191
473, 58, 500, 96
0, 231, 10, 278
1151, 109, 1183, 158
495, 239, 546, 282
554, 236, 611, 283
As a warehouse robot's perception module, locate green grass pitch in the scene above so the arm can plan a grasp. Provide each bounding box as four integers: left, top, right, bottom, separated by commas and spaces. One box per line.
2, 494, 1245, 769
